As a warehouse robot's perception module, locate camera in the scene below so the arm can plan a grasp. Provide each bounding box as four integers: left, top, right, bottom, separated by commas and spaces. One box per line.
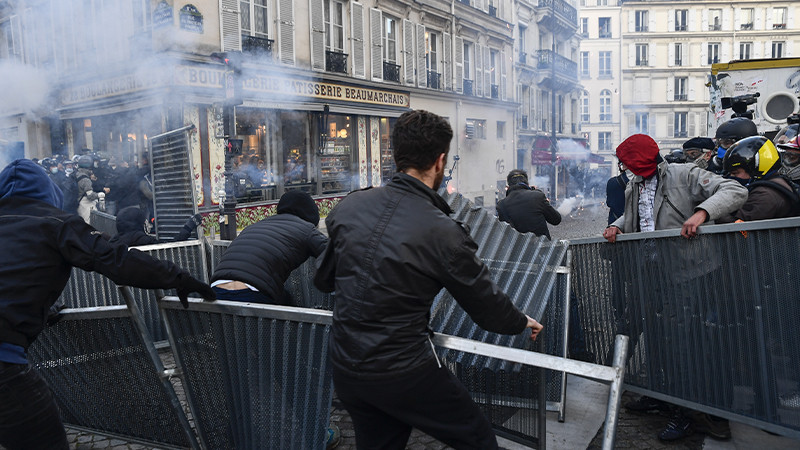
721, 92, 760, 119
787, 113, 800, 125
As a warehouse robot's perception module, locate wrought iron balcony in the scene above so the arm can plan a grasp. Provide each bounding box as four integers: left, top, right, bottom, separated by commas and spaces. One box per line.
536, 0, 578, 38
463, 79, 474, 96
635, 25, 648, 32
242, 35, 274, 58
709, 24, 722, 31
674, 130, 688, 138
740, 23, 753, 30
491, 84, 499, 99
326, 50, 348, 74
383, 61, 401, 82
636, 58, 648, 66
773, 23, 786, 29
427, 70, 441, 89
674, 94, 688, 101
536, 49, 578, 89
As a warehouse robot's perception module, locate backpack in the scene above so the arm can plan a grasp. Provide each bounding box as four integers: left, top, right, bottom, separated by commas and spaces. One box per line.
749, 175, 800, 216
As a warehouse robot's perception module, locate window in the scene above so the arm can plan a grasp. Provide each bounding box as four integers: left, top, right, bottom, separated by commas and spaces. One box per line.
772, 41, 785, 59
635, 44, 648, 66
773, 7, 787, 29
741, 8, 754, 30
739, 42, 752, 60
674, 77, 687, 101
466, 119, 486, 139
709, 9, 722, 31
519, 26, 527, 58
707, 43, 720, 64
674, 112, 688, 138
497, 121, 505, 140
598, 132, 612, 152
463, 41, 472, 80
598, 51, 611, 76
0, 18, 21, 62
599, 89, 612, 122
599, 17, 611, 38
383, 16, 397, 63
489, 49, 499, 98
580, 51, 590, 77
674, 10, 687, 31
635, 10, 648, 32
240, 0, 269, 38
635, 112, 649, 134
674, 43, 683, 66
597, 0, 608, 6
324, 0, 345, 53
580, 18, 588, 37
581, 91, 590, 122
425, 31, 439, 73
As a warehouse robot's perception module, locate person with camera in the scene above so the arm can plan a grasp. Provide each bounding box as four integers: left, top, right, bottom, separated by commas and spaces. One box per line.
496, 169, 561, 239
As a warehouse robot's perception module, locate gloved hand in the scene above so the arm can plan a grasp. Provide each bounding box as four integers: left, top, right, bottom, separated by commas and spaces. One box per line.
186, 213, 203, 228
176, 273, 216, 308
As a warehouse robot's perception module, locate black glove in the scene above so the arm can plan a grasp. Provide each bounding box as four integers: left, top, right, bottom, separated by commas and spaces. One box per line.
176, 214, 204, 241
176, 273, 216, 308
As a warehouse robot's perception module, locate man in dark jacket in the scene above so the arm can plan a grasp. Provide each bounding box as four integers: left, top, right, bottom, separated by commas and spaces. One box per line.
606, 161, 630, 225
109, 206, 203, 248
211, 190, 327, 305
314, 110, 542, 449
0, 159, 215, 450
496, 169, 561, 239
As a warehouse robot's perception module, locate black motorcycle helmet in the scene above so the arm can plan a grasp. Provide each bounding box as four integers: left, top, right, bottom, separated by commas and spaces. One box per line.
40, 158, 56, 170
715, 117, 758, 142
723, 136, 781, 179
77, 155, 93, 169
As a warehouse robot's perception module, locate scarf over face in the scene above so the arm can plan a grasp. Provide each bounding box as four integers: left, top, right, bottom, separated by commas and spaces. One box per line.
616, 134, 660, 179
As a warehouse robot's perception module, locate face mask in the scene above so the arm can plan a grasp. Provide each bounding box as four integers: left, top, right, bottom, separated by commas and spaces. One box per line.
65, 168, 73, 175
717, 147, 726, 159
694, 156, 709, 170
50, 167, 59, 174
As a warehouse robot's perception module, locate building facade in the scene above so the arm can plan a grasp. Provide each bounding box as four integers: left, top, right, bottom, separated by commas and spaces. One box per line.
0, 0, 583, 207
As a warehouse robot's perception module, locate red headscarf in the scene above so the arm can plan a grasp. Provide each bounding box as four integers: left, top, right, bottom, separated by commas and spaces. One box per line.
616, 134, 660, 178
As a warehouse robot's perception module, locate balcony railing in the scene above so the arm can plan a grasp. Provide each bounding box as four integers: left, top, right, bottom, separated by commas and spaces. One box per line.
674, 58, 682, 66
242, 34, 274, 58
427, 70, 441, 90
383, 61, 401, 82
491, 84, 499, 99
326, 50, 348, 74
636, 58, 648, 66
599, 31, 612, 39
675, 25, 687, 31
709, 24, 722, 31
674, 130, 688, 138
773, 23, 786, 29
674, 94, 688, 101
537, 0, 577, 25
463, 79, 474, 96
536, 49, 578, 82
740, 22, 753, 30
635, 25, 648, 32
488, 5, 497, 17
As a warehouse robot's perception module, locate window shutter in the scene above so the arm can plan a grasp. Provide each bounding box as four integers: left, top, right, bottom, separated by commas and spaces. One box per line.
688, 9, 697, 32
475, 0, 484, 12
309, 0, 324, 70
667, 75, 674, 101
277, 0, 295, 65
483, 46, 490, 98
648, 44, 656, 67
443, 32, 452, 91
628, 10, 635, 33
475, 43, 483, 96
403, 19, 414, 85
668, 43, 675, 67
688, 76, 696, 101
220, 0, 242, 51
788, 41, 795, 58
530, 88, 536, 130
754, 8, 763, 30
500, 50, 507, 101
415, 24, 426, 87
455, 36, 463, 93
754, 41, 762, 58
722, 8, 732, 30
649, 13, 656, 33
701, 12, 708, 31
766, 8, 774, 29
627, 114, 635, 136
628, 43, 635, 66
667, 113, 674, 137
649, 114, 655, 136
370, 8, 382, 81
721, 42, 730, 63
789, 8, 796, 28
700, 42, 707, 65
668, 9, 675, 31
351, 2, 366, 79
689, 112, 696, 136
734, 8, 741, 29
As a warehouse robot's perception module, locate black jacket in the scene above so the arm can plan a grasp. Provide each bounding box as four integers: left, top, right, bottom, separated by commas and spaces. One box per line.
719, 175, 799, 223
0, 160, 196, 354
496, 185, 562, 239
314, 173, 528, 378
211, 214, 327, 304
606, 172, 629, 225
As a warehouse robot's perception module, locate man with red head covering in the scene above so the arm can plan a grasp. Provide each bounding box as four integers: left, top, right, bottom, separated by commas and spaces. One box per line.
603, 134, 747, 241
601, 134, 747, 441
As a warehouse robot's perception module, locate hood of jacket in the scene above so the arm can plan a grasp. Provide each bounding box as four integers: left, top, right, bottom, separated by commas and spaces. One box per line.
0, 159, 63, 209
276, 190, 320, 226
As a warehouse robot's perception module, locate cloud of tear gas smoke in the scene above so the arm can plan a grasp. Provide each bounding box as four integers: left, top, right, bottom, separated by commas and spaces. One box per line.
0, 61, 53, 118
531, 176, 550, 191
557, 197, 579, 216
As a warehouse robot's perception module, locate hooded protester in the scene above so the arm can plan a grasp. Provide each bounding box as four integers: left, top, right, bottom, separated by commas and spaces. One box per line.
0, 159, 215, 450
210, 190, 328, 306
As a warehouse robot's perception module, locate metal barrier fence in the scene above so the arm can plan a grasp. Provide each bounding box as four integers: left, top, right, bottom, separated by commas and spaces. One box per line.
149, 125, 198, 241
430, 192, 570, 444
28, 292, 198, 449
89, 209, 117, 236
58, 240, 208, 342
569, 217, 800, 438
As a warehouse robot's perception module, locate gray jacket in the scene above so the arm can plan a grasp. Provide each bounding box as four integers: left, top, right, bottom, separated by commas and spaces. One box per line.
611, 161, 747, 232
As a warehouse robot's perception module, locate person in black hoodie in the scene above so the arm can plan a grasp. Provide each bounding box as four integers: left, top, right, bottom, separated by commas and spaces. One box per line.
496, 169, 562, 239
211, 190, 328, 305
0, 159, 215, 450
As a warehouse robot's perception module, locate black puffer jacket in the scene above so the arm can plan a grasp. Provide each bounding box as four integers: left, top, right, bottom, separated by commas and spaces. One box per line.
0, 160, 197, 355
496, 185, 562, 239
314, 173, 528, 378
211, 214, 327, 303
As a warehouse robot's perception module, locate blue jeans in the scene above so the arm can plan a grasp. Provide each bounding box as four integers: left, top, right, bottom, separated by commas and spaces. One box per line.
0, 361, 69, 450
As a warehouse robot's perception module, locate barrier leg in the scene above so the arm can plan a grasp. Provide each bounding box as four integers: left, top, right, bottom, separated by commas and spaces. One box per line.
602, 335, 629, 450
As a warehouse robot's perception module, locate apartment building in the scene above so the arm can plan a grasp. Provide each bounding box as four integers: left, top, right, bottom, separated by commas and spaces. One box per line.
0, 0, 583, 206
580, 0, 800, 173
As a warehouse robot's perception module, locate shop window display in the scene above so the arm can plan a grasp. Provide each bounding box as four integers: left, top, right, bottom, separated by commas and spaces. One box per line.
380, 117, 396, 184
320, 115, 354, 194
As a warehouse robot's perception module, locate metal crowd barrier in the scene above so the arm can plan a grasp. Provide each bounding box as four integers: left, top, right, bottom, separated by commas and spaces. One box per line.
430, 192, 570, 445
89, 209, 117, 236
58, 240, 208, 342
28, 288, 198, 449
569, 217, 800, 438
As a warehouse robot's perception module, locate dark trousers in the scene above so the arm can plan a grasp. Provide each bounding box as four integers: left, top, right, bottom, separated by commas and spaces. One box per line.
333, 359, 498, 450
0, 362, 69, 450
